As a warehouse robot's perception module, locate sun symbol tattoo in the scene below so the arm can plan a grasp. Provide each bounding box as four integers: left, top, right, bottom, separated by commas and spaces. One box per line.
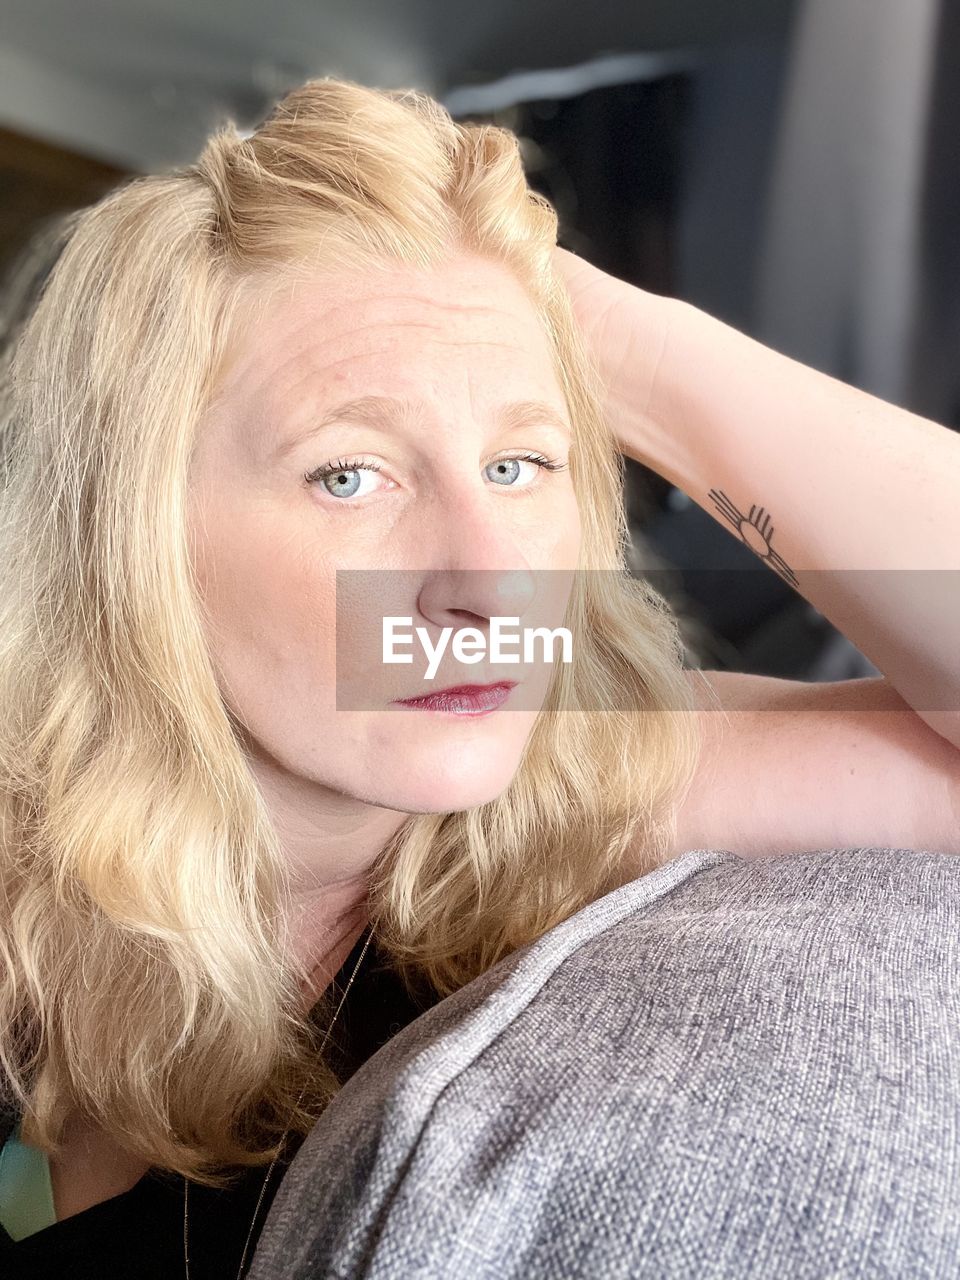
706, 489, 800, 588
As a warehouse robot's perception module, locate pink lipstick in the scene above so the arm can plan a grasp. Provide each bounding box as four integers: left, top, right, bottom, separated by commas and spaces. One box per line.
392, 681, 517, 716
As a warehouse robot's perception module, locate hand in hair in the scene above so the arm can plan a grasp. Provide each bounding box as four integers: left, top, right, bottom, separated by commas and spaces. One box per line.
551, 244, 681, 471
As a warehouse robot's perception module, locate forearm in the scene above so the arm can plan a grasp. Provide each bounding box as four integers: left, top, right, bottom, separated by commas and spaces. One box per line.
630, 297, 960, 751
676, 671, 960, 858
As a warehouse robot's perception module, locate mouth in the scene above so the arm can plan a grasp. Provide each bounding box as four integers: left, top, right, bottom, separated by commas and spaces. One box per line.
391, 681, 518, 716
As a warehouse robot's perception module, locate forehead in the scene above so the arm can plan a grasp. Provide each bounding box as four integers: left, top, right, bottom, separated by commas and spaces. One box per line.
216, 254, 560, 412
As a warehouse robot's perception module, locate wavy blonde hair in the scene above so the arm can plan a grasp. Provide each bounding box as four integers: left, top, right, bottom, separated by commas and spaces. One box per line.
0, 76, 705, 1186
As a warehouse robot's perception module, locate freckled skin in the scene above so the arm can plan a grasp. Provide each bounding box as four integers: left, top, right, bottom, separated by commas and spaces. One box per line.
186, 252, 582, 965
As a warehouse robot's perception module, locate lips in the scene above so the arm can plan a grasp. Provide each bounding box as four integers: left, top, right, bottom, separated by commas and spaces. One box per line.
392, 681, 517, 715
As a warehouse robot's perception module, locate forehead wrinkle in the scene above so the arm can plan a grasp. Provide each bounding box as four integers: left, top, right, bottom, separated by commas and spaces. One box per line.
254, 321, 528, 404
271, 285, 527, 327
277, 314, 533, 356
286, 279, 527, 318
268, 331, 541, 415
245, 274, 544, 362
337, 295, 516, 315
226, 280, 556, 438
264, 284, 539, 351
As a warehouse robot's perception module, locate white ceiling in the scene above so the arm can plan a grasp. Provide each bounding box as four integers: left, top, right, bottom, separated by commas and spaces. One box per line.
0, 0, 796, 170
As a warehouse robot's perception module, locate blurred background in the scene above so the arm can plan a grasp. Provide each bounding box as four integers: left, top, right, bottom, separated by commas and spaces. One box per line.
1, 0, 957, 678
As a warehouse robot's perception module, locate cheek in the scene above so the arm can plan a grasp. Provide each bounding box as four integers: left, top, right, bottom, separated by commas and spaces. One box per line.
192, 507, 338, 704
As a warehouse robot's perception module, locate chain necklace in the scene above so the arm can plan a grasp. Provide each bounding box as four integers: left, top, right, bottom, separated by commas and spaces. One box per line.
182, 923, 376, 1280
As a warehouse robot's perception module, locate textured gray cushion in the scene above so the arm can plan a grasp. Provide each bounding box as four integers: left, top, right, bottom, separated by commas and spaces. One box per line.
248, 846, 960, 1279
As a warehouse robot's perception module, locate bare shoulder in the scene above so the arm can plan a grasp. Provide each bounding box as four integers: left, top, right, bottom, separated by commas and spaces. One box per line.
670, 669, 960, 860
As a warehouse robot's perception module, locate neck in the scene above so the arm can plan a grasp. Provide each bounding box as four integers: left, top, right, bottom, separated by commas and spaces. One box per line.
291, 890, 371, 1012
238, 743, 410, 1009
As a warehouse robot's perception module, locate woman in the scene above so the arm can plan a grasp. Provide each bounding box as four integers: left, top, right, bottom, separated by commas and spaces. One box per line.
0, 73, 957, 1277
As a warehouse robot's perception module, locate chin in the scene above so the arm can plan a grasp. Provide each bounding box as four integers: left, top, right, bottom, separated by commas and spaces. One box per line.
372, 755, 522, 815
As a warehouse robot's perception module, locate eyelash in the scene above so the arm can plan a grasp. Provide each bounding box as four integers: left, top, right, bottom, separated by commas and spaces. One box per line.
303, 451, 568, 490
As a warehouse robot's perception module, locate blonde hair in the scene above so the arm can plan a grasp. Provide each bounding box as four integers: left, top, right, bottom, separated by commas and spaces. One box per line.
0, 76, 704, 1186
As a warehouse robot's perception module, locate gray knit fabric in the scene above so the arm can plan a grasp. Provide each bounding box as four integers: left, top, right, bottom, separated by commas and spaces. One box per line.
248, 845, 960, 1279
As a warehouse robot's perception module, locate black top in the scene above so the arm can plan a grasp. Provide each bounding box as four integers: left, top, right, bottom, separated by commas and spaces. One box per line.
0, 928, 439, 1279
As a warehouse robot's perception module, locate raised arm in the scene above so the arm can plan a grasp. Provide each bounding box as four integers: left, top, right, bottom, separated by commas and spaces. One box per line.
625, 296, 960, 752
554, 248, 960, 754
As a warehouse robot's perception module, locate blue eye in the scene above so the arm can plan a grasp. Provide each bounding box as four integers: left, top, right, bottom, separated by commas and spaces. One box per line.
304, 457, 384, 500
486, 458, 522, 486
304, 452, 567, 502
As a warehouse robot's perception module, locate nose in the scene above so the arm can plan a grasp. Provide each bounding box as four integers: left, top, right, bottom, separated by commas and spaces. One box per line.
414, 484, 539, 629
417, 567, 537, 633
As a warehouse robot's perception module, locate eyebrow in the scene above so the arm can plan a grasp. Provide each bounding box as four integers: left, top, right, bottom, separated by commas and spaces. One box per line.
274, 394, 572, 458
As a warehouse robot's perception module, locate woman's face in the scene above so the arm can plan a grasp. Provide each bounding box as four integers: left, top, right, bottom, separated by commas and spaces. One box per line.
188, 252, 582, 815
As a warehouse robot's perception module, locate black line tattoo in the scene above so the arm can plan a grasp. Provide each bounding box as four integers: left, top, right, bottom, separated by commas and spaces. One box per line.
706, 489, 800, 588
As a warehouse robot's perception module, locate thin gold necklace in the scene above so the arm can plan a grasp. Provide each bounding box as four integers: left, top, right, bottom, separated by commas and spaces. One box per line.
182, 923, 375, 1280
